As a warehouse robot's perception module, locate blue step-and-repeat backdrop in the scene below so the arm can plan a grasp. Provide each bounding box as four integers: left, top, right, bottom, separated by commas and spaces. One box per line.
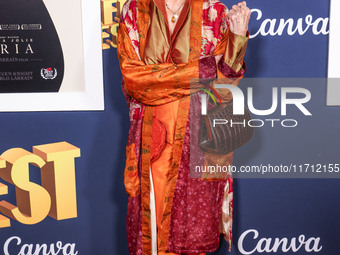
0, 0, 339, 254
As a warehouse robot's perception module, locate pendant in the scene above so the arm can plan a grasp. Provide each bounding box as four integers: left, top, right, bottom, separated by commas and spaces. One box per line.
171, 14, 178, 23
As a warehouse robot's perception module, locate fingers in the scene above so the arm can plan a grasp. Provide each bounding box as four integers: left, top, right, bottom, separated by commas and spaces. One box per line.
240, 3, 250, 19
227, 1, 251, 36
235, 1, 247, 9
232, 4, 241, 12
238, 1, 247, 7
228, 8, 236, 17
233, 2, 251, 18
231, 2, 249, 16
242, 2, 251, 20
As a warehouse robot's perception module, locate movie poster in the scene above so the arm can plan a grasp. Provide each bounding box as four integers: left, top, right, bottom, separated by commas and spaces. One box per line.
0, 0, 85, 93
0, 0, 103, 111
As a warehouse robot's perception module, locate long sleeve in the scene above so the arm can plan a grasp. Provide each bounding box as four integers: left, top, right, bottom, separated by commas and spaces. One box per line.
220, 30, 249, 75
212, 28, 249, 103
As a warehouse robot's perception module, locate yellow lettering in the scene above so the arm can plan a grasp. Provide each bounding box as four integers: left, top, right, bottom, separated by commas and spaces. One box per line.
101, 0, 127, 49
33, 142, 80, 220
0, 149, 51, 225
101, 0, 117, 25
0, 157, 10, 228
109, 23, 119, 48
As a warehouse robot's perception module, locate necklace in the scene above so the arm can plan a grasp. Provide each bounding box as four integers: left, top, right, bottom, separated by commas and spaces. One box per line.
165, 1, 185, 23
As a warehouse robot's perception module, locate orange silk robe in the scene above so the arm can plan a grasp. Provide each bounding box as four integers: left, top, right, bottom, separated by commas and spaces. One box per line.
145, 1, 197, 254
117, 0, 249, 253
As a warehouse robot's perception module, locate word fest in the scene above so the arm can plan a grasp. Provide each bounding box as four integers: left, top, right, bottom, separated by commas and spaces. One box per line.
0, 141, 81, 228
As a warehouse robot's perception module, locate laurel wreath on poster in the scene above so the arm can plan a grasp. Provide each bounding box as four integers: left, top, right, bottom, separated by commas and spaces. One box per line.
40, 68, 58, 80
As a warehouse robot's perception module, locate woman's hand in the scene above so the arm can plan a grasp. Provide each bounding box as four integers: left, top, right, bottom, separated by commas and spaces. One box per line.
227, 1, 251, 37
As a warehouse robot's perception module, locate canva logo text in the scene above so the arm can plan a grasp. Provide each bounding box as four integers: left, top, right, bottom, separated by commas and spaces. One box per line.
3, 236, 78, 255
250, 8, 329, 38
238, 229, 322, 254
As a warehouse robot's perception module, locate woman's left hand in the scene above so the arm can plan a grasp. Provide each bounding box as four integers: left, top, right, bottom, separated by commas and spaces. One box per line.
227, 1, 251, 37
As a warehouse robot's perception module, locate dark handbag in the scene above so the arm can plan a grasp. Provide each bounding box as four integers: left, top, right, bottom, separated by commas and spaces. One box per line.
198, 99, 254, 155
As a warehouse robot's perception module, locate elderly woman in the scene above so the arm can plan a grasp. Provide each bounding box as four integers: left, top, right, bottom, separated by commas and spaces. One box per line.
117, 0, 251, 254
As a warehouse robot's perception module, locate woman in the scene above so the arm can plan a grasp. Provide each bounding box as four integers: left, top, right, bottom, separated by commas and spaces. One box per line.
117, 0, 251, 254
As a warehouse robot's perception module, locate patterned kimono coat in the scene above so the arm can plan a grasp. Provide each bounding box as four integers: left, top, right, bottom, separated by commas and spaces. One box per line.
117, 0, 248, 253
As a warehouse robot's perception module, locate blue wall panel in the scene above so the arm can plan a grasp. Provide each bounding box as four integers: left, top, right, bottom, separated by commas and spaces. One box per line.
0, 0, 338, 255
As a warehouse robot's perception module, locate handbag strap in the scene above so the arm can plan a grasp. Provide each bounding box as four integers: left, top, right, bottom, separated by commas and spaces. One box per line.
198, 81, 223, 106
197, 87, 218, 106
205, 82, 223, 105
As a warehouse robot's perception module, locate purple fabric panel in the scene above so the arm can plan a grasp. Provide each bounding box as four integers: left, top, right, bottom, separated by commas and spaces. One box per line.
121, 79, 131, 105
218, 58, 247, 78
126, 195, 143, 255
125, 81, 145, 255
199, 56, 217, 79
167, 93, 227, 253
